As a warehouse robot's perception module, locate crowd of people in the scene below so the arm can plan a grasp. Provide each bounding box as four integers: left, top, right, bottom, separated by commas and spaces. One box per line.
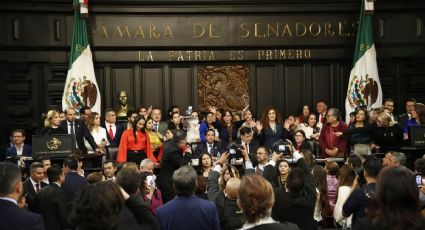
1, 97, 425, 230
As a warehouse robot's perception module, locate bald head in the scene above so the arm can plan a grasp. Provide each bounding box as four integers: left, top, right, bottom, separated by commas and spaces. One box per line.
225, 177, 241, 200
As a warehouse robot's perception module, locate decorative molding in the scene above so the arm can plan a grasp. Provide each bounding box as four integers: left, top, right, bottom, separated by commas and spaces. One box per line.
198, 65, 249, 112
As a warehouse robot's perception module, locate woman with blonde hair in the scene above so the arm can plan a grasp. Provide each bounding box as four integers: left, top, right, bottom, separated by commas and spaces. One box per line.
40, 109, 66, 135
84, 112, 109, 154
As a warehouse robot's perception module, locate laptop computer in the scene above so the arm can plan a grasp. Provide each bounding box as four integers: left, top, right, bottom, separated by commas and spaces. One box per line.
409, 125, 425, 147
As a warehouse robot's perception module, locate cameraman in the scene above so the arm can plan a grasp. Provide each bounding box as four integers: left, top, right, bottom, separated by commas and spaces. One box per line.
343, 155, 382, 228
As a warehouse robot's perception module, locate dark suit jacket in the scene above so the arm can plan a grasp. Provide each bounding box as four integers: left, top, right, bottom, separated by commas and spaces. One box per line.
159, 141, 192, 203
62, 171, 88, 202
5, 144, 32, 165
23, 178, 48, 212
156, 195, 220, 230
0, 199, 45, 230
35, 183, 68, 230
101, 122, 125, 147
60, 119, 98, 153
235, 138, 260, 166
155, 121, 168, 136
194, 141, 221, 158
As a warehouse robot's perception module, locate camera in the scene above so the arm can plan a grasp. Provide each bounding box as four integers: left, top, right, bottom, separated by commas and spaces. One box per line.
227, 142, 242, 159
272, 139, 291, 155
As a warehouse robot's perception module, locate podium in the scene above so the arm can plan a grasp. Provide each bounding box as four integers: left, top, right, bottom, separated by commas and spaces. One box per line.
32, 134, 76, 159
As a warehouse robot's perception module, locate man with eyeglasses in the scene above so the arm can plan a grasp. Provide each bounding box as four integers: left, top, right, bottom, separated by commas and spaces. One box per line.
319, 108, 348, 158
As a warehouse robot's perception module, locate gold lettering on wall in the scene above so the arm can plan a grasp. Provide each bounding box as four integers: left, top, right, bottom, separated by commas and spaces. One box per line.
240, 23, 250, 37
138, 51, 154, 61
296, 23, 307, 37
257, 49, 311, 60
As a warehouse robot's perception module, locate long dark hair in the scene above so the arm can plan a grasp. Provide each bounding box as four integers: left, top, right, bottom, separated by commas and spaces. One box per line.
369, 166, 422, 229
132, 115, 146, 143
274, 159, 290, 188
260, 106, 284, 130
71, 181, 124, 230
168, 112, 183, 130
197, 153, 212, 175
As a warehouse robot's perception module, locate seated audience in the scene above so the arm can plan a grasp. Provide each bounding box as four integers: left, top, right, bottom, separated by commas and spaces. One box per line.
0, 162, 45, 230
156, 165, 220, 230
194, 129, 221, 158
238, 174, 299, 230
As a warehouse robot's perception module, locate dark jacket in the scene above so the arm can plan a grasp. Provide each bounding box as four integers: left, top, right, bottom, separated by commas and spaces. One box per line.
5, 144, 32, 165
271, 158, 316, 230
246, 222, 300, 230
60, 119, 98, 153
0, 199, 45, 230
257, 125, 291, 152
157, 195, 220, 230
101, 122, 125, 147
208, 170, 245, 230
159, 141, 192, 203
23, 178, 48, 212
62, 171, 88, 202
35, 183, 68, 230
194, 141, 221, 158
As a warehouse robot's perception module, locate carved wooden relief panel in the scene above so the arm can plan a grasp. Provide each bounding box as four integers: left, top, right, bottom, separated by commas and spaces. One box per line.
198, 65, 249, 112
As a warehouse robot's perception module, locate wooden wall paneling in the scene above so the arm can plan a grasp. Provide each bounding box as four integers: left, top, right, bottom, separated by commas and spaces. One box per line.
377, 61, 396, 102
169, 65, 193, 113
337, 62, 353, 112
255, 65, 278, 116
141, 66, 164, 110
94, 65, 107, 113
248, 63, 258, 117
111, 66, 135, 110
282, 64, 305, 117
404, 61, 425, 102
311, 64, 333, 107
43, 65, 67, 109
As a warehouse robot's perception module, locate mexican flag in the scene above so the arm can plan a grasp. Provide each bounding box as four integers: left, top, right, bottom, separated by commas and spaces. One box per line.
345, 0, 382, 123
62, 0, 101, 115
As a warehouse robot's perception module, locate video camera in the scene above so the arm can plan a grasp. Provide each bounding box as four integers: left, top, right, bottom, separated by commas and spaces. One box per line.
272, 139, 292, 156
227, 142, 242, 159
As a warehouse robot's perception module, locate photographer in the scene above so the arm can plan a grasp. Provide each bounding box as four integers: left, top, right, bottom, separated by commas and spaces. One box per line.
269, 145, 317, 230
342, 155, 382, 228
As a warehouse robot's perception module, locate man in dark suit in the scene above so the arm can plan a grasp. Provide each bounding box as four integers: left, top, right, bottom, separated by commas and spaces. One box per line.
102, 108, 125, 148
235, 126, 260, 166
62, 158, 88, 202
0, 162, 45, 230
152, 107, 168, 136
5, 129, 32, 167
316, 100, 328, 124
23, 162, 48, 212
35, 165, 68, 230
157, 165, 220, 230
60, 107, 100, 154
194, 129, 221, 158
160, 130, 192, 203
398, 98, 416, 128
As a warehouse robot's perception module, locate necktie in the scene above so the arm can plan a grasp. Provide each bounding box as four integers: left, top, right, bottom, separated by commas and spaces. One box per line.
255, 167, 263, 175
70, 122, 75, 135
208, 144, 213, 153
154, 123, 159, 132
35, 183, 40, 193
109, 125, 114, 140
245, 143, 249, 153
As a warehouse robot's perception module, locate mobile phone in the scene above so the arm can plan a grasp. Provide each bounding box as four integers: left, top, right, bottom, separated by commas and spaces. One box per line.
416, 175, 423, 187
146, 175, 155, 187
